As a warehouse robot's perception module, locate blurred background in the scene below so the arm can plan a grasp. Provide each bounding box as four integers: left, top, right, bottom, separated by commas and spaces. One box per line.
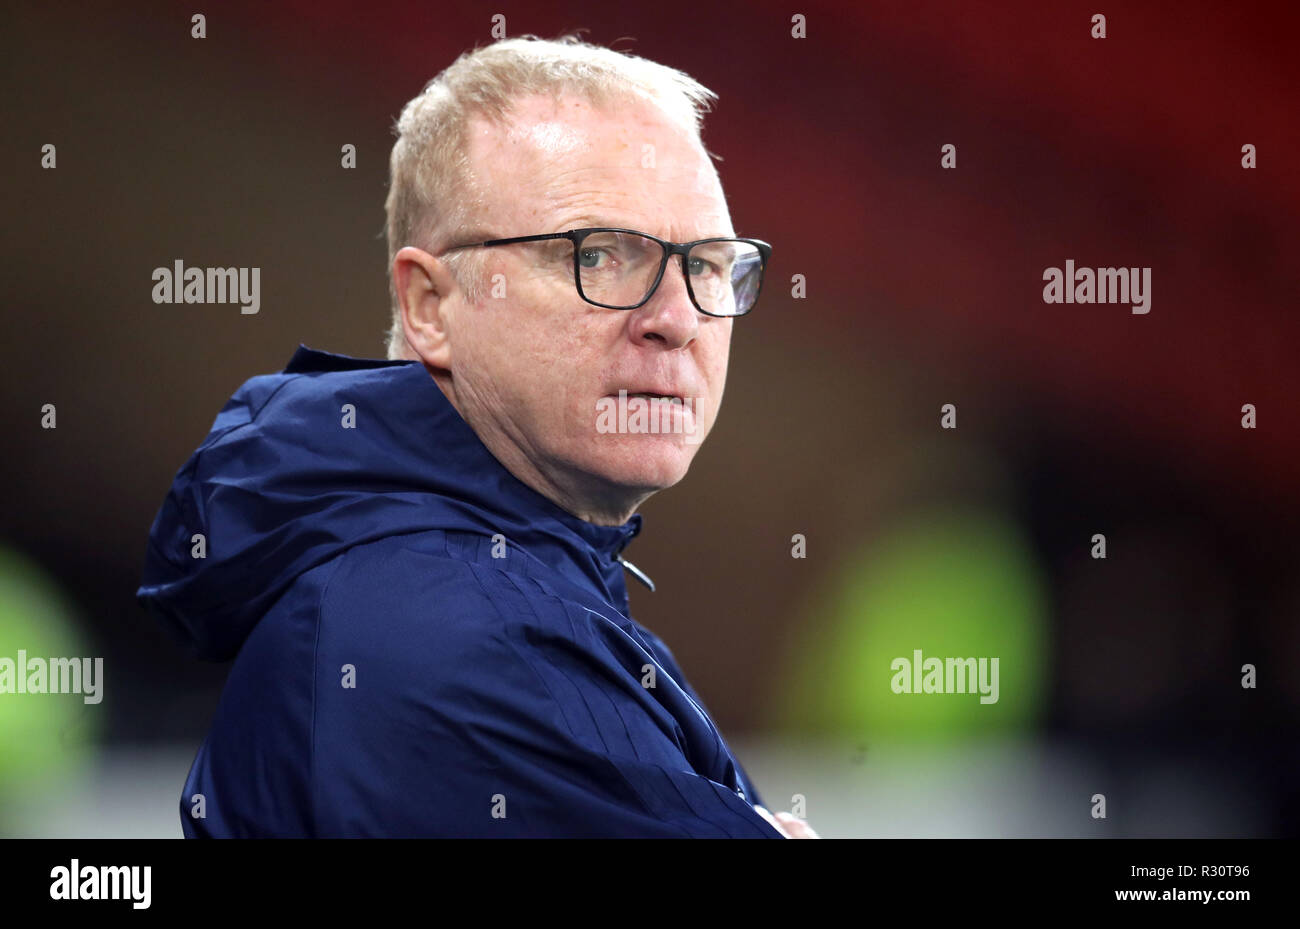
2, 0, 1297, 837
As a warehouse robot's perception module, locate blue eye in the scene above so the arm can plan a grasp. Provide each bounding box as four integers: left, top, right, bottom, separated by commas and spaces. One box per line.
688, 255, 719, 276
578, 248, 608, 269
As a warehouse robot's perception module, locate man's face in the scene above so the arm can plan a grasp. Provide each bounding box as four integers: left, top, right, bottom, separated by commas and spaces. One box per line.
432, 93, 736, 523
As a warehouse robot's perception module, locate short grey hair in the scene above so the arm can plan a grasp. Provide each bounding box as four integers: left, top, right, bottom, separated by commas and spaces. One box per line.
382, 35, 718, 359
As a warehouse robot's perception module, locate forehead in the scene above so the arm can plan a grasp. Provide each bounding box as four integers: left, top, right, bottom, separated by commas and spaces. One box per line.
463, 93, 731, 238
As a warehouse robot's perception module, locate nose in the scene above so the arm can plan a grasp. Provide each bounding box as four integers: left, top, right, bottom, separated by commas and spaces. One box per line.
627, 254, 700, 350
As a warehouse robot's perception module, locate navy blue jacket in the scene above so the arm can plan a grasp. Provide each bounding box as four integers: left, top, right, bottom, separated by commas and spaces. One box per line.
136, 345, 781, 837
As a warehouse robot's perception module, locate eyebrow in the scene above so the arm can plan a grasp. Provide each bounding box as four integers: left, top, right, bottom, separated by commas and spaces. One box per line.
548, 218, 739, 241
553, 215, 626, 232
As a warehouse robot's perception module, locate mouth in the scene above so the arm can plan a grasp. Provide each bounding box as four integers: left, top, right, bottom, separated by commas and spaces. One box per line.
623, 391, 682, 403
610, 386, 692, 403
597, 388, 703, 443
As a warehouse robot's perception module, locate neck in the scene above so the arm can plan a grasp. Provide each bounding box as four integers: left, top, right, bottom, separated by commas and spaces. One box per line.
428, 367, 649, 527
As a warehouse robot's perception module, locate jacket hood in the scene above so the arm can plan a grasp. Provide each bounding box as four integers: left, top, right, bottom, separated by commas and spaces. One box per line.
136, 345, 644, 661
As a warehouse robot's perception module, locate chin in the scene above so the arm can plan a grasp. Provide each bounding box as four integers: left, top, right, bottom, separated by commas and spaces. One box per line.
588, 436, 698, 494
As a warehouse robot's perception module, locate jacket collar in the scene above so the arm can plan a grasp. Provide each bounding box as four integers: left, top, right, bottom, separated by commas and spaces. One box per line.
287, 345, 647, 592
282, 344, 646, 583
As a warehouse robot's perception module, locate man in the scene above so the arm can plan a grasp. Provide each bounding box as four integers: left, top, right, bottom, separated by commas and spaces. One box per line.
137, 36, 816, 838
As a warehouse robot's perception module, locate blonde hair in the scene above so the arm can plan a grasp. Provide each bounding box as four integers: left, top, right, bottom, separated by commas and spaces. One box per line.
382, 35, 718, 359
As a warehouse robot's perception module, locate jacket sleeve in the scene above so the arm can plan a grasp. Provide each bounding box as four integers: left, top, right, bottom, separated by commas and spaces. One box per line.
631, 623, 770, 811
309, 559, 784, 838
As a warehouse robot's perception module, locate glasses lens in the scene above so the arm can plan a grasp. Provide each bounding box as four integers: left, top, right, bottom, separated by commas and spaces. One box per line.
686, 240, 765, 316
575, 231, 664, 308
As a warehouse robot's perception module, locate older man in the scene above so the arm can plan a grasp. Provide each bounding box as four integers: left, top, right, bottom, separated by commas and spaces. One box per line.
137, 36, 814, 838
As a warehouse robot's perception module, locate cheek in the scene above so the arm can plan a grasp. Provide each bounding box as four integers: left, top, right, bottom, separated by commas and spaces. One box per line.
468, 271, 568, 369
697, 332, 732, 434
701, 328, 732, 394
493, 292, 604, 434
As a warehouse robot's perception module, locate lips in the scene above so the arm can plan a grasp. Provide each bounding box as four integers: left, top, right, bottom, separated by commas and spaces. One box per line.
624, 390, 682, 402
611, 386, 692, 403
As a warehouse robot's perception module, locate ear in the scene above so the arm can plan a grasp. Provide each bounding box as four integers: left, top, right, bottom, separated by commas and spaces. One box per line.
394, 246, 461, 369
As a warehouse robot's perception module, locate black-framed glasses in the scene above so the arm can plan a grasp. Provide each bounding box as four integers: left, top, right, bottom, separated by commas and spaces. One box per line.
440, 227, 771, 318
